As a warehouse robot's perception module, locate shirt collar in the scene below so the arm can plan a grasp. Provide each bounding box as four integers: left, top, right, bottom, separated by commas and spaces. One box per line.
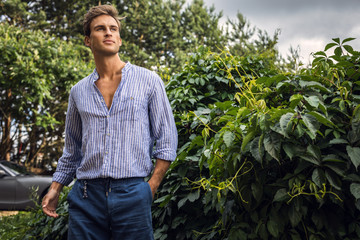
91, 61, 131, 83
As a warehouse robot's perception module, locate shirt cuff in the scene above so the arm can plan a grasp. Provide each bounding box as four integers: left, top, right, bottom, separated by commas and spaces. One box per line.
153, 149, 177, 162
52, 171, 74, 186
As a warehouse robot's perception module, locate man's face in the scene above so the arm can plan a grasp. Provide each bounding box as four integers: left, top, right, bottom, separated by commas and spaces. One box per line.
85, 15, 122, 56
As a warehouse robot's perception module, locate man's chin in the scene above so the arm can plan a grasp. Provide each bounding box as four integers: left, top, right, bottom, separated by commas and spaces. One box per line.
94, 48, 120, 56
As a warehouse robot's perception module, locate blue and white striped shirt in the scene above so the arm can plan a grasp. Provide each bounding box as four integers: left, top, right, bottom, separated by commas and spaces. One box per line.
53, 62, 178, 186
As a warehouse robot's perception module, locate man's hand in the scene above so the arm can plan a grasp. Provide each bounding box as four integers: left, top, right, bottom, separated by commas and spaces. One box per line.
148, 159, 171, 199
42, 182, 63, 218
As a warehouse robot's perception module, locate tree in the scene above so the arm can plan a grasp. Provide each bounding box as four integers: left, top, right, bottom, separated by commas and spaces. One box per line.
0, 23, 93, 167
1, 0, 227, 74
113, 0, 226, 73
225, 12, 281, 63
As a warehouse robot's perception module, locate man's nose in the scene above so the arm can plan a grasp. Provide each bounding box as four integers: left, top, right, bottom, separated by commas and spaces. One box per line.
105, 28, 112, 36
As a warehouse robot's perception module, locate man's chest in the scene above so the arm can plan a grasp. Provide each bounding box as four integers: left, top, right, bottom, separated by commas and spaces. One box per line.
95, 78, 121, 109
74, 81, 150, 123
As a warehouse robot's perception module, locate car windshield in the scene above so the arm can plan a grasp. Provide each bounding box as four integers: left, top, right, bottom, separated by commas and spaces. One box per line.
0, 161, 33, 176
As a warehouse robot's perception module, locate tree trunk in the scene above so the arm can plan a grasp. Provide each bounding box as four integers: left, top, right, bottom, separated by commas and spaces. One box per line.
1, 88, 12, 161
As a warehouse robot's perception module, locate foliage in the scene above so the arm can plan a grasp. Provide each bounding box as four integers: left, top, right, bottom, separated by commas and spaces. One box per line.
116, 0, 226, 74
0, 23, 93, 166
0, 211, 33, 239
0, 187, 70, 240
152, 38, 360, 239
0, 0, 281, 75
225, 12, 280, 60
0, 0, 227, 74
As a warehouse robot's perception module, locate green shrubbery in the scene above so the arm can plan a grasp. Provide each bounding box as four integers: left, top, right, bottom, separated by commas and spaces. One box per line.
153, 38, 360, 239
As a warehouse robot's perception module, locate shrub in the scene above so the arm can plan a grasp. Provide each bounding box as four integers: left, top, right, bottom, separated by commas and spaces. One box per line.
153, 38, 360, 240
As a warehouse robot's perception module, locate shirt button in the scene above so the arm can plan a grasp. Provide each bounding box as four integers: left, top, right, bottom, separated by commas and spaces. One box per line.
107, 115, 110, 118
105, 151, 108, 154
107, 133, 110, 136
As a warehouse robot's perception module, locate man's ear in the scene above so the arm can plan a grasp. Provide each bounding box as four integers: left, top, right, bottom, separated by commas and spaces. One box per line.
84, 36, 91, 47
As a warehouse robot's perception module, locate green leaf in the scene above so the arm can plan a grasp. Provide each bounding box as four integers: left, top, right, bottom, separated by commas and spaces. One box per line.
264, 133, 281, 162
313, 51, 327, 57
279, 112, 294, 137
250, 136, 264, 163
237, 107, 251, 119
324, 43, 337, 51
307, 145, 321, 160
325, 170, 342, 190
346, 146, 360, 169
289, 94, 303, 108
343, 45, 354, 54
341, 37, 356, 44
301, 114, 319, 139
177, 197, 187, 209
334, 46, 342, 56
241, 129, 256, 151
332, 38, 340, 44
350, 183, 360, 199
256, 74, 286, 87
223, 131, 235, 147
171, 216, 186, 229
329, 138, 348, 145
267, 219, 279, 237
300, 155, 320, 166
288, 204, 302, 227
188, 190, 200, 202
273, 188, 288, 202
312, 168, 326, 187
283, 143, 305, 160
251, 182, 263, 202
228, 228, 247, 240
304, 96, 320, 108
298, 81, 330, 93
308, 111, 336, 128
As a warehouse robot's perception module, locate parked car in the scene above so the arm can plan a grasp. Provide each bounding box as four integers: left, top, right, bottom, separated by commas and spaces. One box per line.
0, 160, 53, 210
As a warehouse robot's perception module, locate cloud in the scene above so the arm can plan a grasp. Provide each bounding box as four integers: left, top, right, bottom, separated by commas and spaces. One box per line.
197, 0, 360, 61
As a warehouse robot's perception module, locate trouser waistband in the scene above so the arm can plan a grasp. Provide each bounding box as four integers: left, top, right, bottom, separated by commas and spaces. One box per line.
77, 177, 144, 186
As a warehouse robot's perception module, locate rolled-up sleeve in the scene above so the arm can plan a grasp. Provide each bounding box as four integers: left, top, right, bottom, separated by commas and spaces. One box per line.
52, 91, 82, 186
149, 75, 178, 161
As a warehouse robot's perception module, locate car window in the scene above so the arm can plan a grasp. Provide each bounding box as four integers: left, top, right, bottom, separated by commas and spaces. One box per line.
0, 161, 32, 175
0, 164, 19, 176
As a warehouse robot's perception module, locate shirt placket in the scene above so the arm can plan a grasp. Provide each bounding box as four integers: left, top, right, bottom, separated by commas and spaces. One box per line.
92, 80, 112, 174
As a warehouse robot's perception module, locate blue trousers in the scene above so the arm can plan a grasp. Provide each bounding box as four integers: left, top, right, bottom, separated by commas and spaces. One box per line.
67, 178, 154, 240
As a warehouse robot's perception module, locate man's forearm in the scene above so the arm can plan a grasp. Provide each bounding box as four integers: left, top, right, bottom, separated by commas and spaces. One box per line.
49, 181, 64, 194
148, 159, 171, 196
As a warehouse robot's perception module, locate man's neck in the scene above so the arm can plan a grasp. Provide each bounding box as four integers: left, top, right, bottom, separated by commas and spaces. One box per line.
94, 54, 125, 80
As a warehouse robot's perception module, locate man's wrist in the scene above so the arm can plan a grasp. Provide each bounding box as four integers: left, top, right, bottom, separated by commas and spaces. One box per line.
50, 182, 64, 195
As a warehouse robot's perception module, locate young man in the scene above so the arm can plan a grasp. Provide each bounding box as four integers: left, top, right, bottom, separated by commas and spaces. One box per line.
42, 5, 178, 240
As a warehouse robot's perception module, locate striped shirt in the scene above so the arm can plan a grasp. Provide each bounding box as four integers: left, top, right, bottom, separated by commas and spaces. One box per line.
53, 62, 178, 186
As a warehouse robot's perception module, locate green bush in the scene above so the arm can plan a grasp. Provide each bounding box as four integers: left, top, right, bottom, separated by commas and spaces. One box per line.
152, 38, 360, 240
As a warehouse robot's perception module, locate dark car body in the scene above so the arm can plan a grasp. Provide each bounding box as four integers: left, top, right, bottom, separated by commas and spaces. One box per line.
0, 160, 53, 210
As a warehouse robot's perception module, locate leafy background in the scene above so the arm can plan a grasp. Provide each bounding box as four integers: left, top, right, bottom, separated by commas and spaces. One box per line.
1, 0, 359, 239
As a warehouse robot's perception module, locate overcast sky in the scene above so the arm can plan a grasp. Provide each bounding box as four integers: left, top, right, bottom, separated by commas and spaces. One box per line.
195, 0, 360, 64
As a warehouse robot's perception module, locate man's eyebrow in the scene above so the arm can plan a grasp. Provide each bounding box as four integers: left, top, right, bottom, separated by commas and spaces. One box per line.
93, 24, 118, 29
